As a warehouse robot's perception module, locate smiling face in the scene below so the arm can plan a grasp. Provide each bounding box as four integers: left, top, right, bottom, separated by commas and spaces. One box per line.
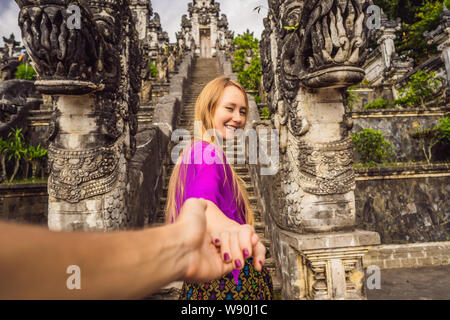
212, 85, 248, 140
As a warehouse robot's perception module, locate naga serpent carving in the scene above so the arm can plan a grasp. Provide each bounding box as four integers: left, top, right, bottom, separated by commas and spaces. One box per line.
15, 0, 141, 230
261, 0, 372, 231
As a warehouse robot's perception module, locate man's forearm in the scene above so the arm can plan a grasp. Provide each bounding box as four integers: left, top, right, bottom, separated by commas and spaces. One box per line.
0, 222, 189, 299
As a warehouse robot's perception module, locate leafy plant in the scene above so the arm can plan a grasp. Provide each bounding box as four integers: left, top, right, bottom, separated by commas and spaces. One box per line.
364, 98, 390, 110
149, 61, 158, 78
394, 70, 441, 108
352, 129, 395, 165
6, 128, 25, 182
28, 144, 47, 179
436, 117, 450, 143
260, 107, 270, 120
23, 144, 47, 180
345, 86, 360, 111
232, 31, 262, 103
15, 63, 37, 80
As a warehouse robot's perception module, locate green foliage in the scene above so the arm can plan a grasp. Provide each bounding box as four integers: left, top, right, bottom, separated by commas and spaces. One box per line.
345, 86, 360, 111
398, 0, 443, 64
23, 144, 47, 179
15, 63, 37, 80
352, 129, 395, 165
364, 98, 390, 110
149, 61, 158, 78
232, 31, 262, 103
236, 57, 262, 92
411, 117, 450, 163
373, 0, 423, 24
436, 117, 450, 144
6, 128, 25, 182
7, 128, 24, 162
260, 107, 270, 120
1, 128, 47, 182
394, 70, 441, 108
374, 0, 450, 64
232, 30, 259, 51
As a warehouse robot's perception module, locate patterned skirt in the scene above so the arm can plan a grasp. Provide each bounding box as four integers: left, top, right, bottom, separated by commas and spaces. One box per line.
179, 259, 273, 300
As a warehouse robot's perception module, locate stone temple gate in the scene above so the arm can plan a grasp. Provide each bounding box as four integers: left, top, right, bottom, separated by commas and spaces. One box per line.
177, 0, 233, 58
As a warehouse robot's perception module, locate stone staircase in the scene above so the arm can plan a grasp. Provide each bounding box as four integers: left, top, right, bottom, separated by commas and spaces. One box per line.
148, 58, 281, 299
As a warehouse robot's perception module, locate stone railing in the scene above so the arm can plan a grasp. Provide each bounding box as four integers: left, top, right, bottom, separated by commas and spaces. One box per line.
133, 52, 194, 226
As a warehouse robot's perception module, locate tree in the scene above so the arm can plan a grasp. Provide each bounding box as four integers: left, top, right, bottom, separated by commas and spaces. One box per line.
374, 0, 450, 65
412, 117, 450, 164
394, 70, 441, 108
232, 31, 262, 103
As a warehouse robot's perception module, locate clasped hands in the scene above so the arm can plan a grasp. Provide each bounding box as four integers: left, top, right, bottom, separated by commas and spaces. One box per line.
174, 198, 267, 283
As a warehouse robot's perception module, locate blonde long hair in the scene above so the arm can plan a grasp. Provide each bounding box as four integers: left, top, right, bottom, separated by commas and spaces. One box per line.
165, 76, 254, 226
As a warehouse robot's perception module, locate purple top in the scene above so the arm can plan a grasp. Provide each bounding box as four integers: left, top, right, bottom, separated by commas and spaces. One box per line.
175, 140, 246, 284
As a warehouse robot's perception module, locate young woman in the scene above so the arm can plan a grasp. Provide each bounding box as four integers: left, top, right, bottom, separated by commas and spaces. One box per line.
165, 76, 273, 300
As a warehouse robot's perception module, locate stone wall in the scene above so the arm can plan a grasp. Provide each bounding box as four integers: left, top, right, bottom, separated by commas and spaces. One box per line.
0, 183, 47, 225
25, 110, 54, 148
364, 242, 450, 269
129, 52, 194, 227
355, 164, 450, 244
351, 108, 450, 162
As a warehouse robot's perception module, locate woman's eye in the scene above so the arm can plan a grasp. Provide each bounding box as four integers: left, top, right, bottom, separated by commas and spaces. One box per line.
240, 110, 247, 115
225, 106, 233, 111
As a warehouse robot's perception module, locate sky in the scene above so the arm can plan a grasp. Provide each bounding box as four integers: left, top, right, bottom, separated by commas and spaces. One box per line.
0, 0, 267, 46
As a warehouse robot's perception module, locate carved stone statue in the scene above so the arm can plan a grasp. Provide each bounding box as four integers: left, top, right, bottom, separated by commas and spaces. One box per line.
0, 80, 41, 136
15, 0, 141, 231
261, 0, 380, 300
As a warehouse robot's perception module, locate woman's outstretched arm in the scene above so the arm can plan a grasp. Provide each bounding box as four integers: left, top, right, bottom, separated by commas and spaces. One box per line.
0, 198, 238, 299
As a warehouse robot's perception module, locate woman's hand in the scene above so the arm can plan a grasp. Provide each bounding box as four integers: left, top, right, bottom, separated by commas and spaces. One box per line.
211, 224, 267, 272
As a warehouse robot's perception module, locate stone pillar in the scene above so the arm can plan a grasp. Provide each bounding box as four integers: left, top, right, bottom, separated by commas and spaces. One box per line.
130, 0, 152, 41
376, 14, 400, 71
426, 3, 450, 103
261, 0, 380, 299
16, 0, 141, 231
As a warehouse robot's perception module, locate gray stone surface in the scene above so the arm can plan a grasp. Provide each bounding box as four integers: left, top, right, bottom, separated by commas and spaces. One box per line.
366, 265, 450, 300
0, 183, 47, 225
355, 167, 450, 244
352, 108, 449, 162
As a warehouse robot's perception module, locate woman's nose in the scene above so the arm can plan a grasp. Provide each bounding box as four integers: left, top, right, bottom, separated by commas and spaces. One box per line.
232, 110, 244, 123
